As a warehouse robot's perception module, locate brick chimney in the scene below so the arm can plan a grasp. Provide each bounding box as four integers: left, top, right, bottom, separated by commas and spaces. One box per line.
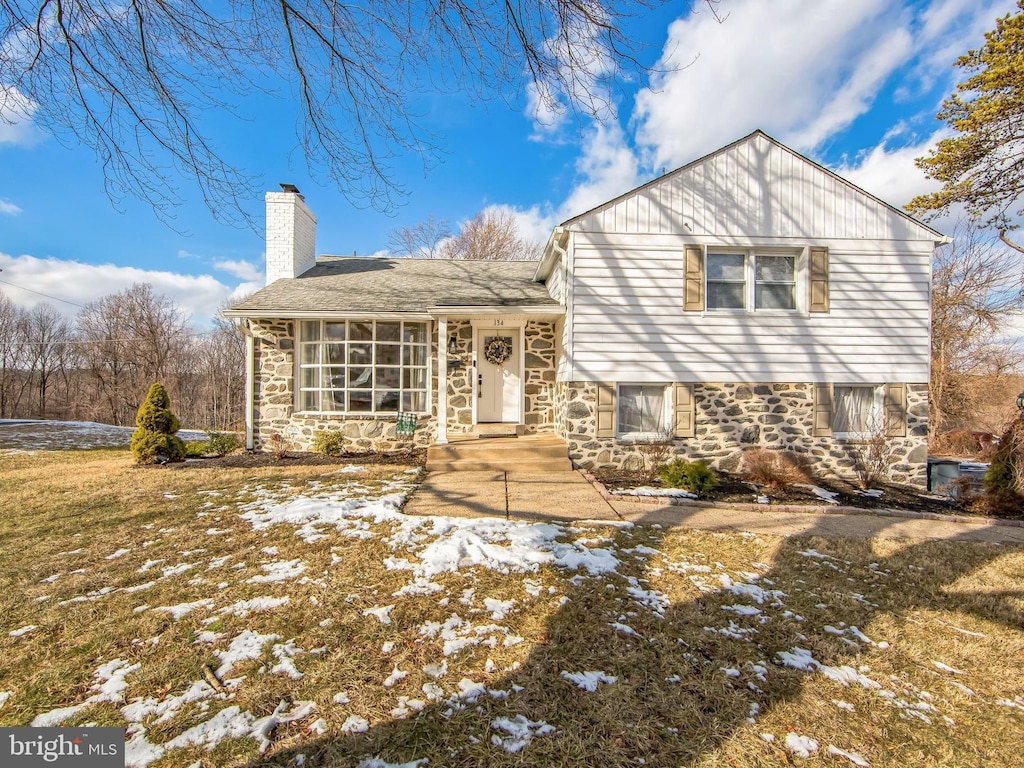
265, 184, 317, 284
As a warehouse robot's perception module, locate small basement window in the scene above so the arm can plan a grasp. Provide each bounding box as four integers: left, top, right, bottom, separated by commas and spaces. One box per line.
832, 385, 883, 438
617, 384, 668, 436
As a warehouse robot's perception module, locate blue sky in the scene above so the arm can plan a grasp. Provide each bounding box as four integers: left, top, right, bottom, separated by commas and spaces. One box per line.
0, 0, 1017, 326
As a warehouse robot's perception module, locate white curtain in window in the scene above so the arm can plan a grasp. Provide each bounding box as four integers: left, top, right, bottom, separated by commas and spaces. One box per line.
619, 385, 665, 433
833, 386, 875, 433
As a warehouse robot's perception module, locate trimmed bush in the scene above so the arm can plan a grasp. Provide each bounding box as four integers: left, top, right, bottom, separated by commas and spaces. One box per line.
206, 432, 241, 457
131, 382, 185, 466
312, 430, 347, 456
659, 458, 718, 495
184, 440, 208, 458
131, 383, 185, 465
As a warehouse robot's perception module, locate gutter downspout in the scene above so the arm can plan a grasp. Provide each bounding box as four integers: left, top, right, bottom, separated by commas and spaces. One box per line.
235, 318, 256, 451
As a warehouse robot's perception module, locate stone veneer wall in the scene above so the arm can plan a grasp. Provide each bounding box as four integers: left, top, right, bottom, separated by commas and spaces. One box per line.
445, 320, 475, 435
522, 320, 557, 433
560, 381, 929, 486
249, 318, 559, 452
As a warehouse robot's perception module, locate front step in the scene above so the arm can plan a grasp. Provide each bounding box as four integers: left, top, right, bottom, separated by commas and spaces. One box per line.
471, 423, 524, 438
426, 434, 572, 472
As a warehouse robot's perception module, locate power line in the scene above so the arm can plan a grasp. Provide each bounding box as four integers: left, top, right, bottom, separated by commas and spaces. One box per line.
0, 277, 88, 309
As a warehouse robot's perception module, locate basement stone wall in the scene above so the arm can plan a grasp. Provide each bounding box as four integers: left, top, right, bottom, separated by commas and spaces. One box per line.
560, 381, 929, 486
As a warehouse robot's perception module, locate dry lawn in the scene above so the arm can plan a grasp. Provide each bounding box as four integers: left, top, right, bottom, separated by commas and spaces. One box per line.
0, 448, 1022, 767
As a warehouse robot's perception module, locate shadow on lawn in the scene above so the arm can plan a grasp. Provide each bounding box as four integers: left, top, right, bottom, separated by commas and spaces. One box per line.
244, 509, 1022, 767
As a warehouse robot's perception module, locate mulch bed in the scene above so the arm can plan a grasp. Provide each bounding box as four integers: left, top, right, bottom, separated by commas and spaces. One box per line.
174, 449, 427, 469
592, 468, 959, 515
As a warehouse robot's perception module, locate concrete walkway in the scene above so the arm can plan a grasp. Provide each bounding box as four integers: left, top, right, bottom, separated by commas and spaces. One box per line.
403, 470, 1024, 544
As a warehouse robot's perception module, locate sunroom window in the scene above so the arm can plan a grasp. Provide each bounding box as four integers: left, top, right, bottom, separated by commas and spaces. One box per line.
297, 320, 429, 414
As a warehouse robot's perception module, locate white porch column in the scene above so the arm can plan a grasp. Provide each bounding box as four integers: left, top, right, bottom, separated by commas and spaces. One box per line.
436, 315, 448, 444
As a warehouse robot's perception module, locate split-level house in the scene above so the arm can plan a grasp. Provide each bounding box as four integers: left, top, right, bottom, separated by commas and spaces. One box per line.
225, 131, 946, 485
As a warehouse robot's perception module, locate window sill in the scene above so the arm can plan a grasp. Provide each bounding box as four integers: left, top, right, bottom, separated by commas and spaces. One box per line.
617, 432, 673, 444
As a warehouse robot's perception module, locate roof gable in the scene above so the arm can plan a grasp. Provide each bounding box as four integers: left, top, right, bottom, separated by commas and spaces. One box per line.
563, 130, 946, 243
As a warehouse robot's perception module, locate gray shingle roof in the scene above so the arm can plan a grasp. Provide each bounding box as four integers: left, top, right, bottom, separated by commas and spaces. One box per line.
227, 257, 557, 314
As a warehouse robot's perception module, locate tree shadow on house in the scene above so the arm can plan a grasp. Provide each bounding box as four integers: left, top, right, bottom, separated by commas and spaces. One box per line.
242, 509, 1023, 767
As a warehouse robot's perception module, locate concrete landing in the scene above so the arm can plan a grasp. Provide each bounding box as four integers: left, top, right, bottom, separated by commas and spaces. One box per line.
403, 470, 620, 522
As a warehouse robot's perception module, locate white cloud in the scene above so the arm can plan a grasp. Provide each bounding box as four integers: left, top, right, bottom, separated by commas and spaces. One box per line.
556, 121, 641, 222
0, 85, 42, 146
633, 0, 910, 169
0, 198, 21, 215
213, 258, 263, 283
833, 128, 947, 210
0, 251, 246, 326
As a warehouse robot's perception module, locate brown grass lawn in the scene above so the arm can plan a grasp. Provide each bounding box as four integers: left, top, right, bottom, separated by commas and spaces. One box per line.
0, 448, 1022, 767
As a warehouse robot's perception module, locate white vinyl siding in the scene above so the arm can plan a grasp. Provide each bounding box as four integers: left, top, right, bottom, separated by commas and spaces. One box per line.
565, 232, 932, 383
570, 132, 938, 242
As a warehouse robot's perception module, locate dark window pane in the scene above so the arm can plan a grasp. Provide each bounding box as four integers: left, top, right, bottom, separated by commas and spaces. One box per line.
707, 253, 745, 280
326, 343, 345, 365
350, 321, 373, 341
349, 367, 372, 388
349, 344, 372, 365
300, 367, 319, 390
403, 323, 427, 343
326, 367, 346, 389
755, 255, 794, 282
348, 391, 373, 412
301, 321, 320, 341
377, 322, 401, 342
755, 283, 796, 310
403, 368, 427, 389
403, 392, 426, 412
300, 390, 318, 411
376, 366, 401, 388
325, 322, 346, 340
300, 344, 319, 365
403, 344, 427, 366
377, 344, 401, 365
707, 282, 745, 309
376, 390, 400, 412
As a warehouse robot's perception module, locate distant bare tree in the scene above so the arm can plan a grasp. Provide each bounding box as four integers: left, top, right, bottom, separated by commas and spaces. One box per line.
24, 303, 74, 419
387, 217, 452, 259
931, 223, 1024, 434
0, 293, 31, 418
439, 209, 543, 261
76, 284, 191, 425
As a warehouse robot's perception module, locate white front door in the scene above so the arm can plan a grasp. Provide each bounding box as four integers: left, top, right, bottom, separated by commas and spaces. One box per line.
476, 328, 521, 423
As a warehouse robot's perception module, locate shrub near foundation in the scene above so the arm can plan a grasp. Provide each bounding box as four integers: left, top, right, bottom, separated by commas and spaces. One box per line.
740, 448, 814, 490
312, 430, 347, 456
659, 458, 718, 495
130, 383, 186, 465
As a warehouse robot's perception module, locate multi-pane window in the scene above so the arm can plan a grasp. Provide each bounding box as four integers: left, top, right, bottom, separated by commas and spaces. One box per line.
832, 385, 882, 436
298, 320, 429, 414
706, 251, 797, 311
618, 384, 667, 435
